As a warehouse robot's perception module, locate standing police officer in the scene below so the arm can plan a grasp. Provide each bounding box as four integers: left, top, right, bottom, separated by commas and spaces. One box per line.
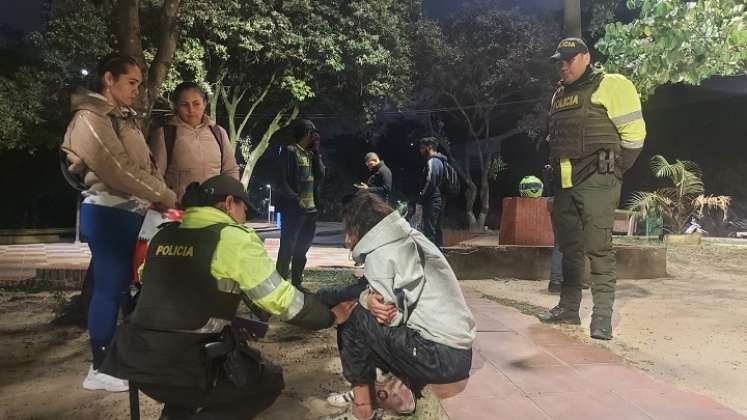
537, 38, 646, 340
101, 174, 353, 419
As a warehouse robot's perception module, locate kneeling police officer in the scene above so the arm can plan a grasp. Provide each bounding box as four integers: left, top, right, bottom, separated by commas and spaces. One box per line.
101, 174, 354, 419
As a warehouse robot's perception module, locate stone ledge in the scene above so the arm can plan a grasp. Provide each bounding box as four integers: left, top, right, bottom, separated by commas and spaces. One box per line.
444, 245, 667, 280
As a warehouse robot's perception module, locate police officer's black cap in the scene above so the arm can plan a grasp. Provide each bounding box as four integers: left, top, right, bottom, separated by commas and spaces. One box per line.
550, 37, 589, 61
183, 174, 255, 213
201, 175, 251, 206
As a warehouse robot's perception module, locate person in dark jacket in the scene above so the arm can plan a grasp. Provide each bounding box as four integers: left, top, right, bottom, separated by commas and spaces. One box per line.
355, 152, 392, 203
416, 137, 447, 248
274, 119, 325, 289
100, 175, 355, 420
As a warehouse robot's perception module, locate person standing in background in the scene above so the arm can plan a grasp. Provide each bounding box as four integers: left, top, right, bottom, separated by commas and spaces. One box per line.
275, 119, 325, 290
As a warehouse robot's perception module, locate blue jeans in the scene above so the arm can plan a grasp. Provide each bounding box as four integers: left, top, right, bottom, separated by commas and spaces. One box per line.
80, 203, 143, 367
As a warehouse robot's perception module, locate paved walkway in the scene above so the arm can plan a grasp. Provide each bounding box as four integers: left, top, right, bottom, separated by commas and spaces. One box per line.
447, 287, 744, 420
0, 236, 353, 283
0, 240, 743, 418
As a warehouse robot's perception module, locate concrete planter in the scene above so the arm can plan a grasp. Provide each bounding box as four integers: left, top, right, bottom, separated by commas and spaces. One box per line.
664, 233, 702, 245
445, 244, 668, 280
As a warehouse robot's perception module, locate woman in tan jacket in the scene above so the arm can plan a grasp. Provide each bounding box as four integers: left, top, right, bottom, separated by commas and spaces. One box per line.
61, 54, 176, 393
149, 82, 239, 200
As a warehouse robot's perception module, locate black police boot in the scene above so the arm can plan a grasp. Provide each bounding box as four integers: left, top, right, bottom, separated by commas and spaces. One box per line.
537, 305, 581, 325
590, 314, 613, 340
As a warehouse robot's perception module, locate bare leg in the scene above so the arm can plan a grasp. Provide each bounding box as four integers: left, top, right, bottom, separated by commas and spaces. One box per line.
351, 383, 375, 419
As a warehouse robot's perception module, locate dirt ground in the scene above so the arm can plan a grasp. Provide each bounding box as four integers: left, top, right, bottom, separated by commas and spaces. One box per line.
463, 240, 747, 416
0, 278, 446, 420
2, 241, 746, 418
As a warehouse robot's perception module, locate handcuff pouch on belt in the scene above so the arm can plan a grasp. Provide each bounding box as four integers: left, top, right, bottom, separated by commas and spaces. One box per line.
597, 149, 615, 174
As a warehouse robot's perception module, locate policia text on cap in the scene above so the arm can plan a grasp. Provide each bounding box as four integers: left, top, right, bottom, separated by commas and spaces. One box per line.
538, 38, 646, 341
98, 174, 356, 419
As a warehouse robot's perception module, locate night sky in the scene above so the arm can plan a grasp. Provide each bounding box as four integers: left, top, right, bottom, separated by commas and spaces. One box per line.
0, 0, 44, 32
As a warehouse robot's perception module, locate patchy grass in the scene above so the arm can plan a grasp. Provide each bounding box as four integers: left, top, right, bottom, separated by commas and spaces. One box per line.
481, 293, 547, 317
304, 269, 357, 286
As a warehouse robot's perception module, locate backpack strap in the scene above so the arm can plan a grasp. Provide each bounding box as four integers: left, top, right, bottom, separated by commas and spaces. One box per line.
164, 125, 224, 171
209, 125, 224, 172
163, 125, 177, 167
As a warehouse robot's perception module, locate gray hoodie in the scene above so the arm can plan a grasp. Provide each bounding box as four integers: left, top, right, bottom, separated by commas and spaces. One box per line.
353, 211, 476, 350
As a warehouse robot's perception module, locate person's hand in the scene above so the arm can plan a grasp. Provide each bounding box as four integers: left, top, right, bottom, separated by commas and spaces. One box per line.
311, 136, 321, 153
355, 183, 369, 191
331, 301, 358, 325
152, 202, 171, 213
367, 291, 396, 324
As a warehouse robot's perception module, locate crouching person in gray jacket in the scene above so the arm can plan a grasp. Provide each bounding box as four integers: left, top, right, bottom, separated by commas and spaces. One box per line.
326, 192, 476, 420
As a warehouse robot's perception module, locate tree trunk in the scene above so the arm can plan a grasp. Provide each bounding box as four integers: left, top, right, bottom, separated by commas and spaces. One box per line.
563, 0, 582, 37
146, 0, 181, 112
476, 163, 490, 228
112, 0, 181, 125
240, 104, 299, 189
113, 0, 145, 66
113, 0, 146, 113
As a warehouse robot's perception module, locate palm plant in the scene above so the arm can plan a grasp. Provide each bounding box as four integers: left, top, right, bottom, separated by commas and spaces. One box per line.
627, 155, 731, 234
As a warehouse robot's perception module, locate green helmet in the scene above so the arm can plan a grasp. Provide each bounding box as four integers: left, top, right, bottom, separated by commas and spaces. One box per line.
519, 175, 543, 198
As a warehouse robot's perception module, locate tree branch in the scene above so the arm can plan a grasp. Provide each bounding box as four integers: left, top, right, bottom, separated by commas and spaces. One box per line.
147, 0, 181, 111
237, 72, 277, 141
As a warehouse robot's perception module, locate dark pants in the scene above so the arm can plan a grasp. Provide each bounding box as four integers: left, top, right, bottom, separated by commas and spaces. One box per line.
276, 211, 318, 286
552, 172, 621, 319
138, 359, 284, 420
316, 277, 369, 308
422, 198, 443, 248
339, 306, 471, 397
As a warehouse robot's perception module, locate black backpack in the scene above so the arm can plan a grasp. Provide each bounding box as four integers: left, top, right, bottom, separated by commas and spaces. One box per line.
59, 149, 87, 191
437, 156, 461, 195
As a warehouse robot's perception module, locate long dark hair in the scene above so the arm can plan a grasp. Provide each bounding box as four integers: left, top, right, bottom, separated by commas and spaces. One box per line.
342, 192, 395, 243
91, 53, 139, 93
173, 81, 208, 104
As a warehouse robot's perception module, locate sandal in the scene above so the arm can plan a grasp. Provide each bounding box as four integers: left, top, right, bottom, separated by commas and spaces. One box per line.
325, 374, 415, 414
375, 375, 416, 415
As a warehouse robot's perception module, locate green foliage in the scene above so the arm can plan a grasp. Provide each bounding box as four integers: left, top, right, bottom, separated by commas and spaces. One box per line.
0, 73, 45, 150
597, 0, 747, 99
412, 3, 558, 228
627, 155, 731, 233
0, 0, 417, 155
413, 5, 557, 142
0, 1, 112, 152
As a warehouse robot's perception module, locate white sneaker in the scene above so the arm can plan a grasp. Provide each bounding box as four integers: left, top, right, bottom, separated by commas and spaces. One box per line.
326, 371, 390, 408
82, 365, 129, 392
326, 390, 354, 408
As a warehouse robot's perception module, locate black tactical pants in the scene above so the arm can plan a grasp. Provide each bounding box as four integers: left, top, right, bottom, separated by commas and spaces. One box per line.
552, 172, 621, 319
338, 305, 471, 397
277, 211, 318, 286
138, 359, 284, 420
